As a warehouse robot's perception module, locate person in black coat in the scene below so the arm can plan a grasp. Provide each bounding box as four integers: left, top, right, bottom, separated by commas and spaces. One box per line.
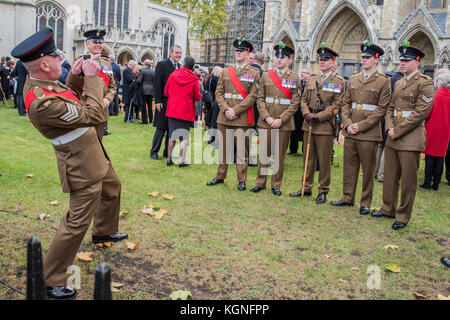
122, 60, 137, 122
0, 59, 12, 101
109, 59, 121, 116
207, 66, 223, 147
11, 59, 28, 116
137, 60, 155, 124
150, 45, 182, 160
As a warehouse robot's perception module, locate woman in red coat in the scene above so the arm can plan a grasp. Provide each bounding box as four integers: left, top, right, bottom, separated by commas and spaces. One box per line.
164, 56, 202, 167
421, 70, 450, 191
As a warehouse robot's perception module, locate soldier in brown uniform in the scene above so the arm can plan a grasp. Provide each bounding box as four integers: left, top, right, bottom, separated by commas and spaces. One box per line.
289, 45, 345, 204
12, 28, 128, 299
66, 29, 117, 139
206, 38, 260, 191
371, 42, 434, 230
249, 42, 300, 196
331, 41, 391, 215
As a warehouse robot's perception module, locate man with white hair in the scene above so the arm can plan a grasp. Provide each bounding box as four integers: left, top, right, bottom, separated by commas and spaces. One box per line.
122, 59, 137, 122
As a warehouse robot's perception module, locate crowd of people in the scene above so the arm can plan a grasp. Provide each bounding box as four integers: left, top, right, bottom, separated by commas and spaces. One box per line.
2, 26, 450, 299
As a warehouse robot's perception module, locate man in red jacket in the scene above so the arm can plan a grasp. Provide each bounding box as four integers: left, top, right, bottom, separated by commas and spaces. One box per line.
164, 56, 202, 167
421, 69, 450, 191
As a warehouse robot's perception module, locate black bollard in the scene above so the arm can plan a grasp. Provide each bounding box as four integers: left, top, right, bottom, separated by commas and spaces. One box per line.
93, 263, 112, 300
26, 237, 47, 300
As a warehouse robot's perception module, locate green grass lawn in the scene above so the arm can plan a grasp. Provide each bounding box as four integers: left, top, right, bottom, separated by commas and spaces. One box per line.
0, 101, 449, 300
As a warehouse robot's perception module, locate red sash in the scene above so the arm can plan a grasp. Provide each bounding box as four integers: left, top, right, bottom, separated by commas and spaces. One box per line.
227, 66, 254, 125
25, 88, 83, 113
98, 67, 110, 87
268, 70, 292, 99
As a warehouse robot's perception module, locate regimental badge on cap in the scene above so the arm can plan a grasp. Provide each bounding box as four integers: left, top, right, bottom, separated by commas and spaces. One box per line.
398, 40, 425, 61
234, 37, 254, 52
360, 40, 384, 58
317, 43, 339, 60
84, 28, 106, 43
274, 41, 295, 59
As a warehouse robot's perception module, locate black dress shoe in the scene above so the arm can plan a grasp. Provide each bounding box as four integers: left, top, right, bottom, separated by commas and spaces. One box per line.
248, 163, 258, 167
289, 189, 312, 197
167, 159, 173, 166
92, 233, 128, 244
392, 221, 407, 230
360, 206, 370, 215
316, 193, 326, 204
272, 188, 282, 196
250, 186, 264, 193
420, 184, 431, 189
371, 211, 395, 218
207, 178, 224, 186
179, 162, 190, 168
441, 257, 450, 268
139, 122, 148, 125
207, 137, 215, 144
47, 286, 77, 300
330, 199, 354, 207
150, 154, 161, 160
103, 131, 111, 136
238, 182, 246, 191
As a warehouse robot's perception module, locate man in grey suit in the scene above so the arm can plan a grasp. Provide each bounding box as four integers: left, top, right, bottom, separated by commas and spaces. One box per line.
137, 59, 155, 124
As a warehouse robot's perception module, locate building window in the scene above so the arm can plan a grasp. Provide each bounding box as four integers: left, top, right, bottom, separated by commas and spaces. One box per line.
429, 0, 446, 8
36, 1, 65, 50
93, 0, 129, 29
153, 21, 176, 60
376, 0, 384, 5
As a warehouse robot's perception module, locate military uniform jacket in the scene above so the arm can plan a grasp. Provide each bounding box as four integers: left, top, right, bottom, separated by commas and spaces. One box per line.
301, 73, 345, 135
66, 56, 117, 103
257, 70, 300, 131
341, 70, 391, 142
386, 71, 434, 152
23, 75, 110, 193
216, 64, 260, 127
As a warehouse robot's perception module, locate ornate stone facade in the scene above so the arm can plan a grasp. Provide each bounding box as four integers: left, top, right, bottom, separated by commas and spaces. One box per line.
0, 0, 188, 66
263, 0, 450, 77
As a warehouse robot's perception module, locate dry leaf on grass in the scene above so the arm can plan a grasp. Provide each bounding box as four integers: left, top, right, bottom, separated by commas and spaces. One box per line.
351, 266, 360, 271
384, 245, 399, 251
154, 209, 168, 220
338, 279, 347, 283
148, 191, 160, 197
162, 194, 175, 200
119, 211, 131, 218
39, 213, 50, 220
111, 282, 124, 293
125, 240, 140, 250
76, 252, 94, 262
141, 206, 153, 215
324, 255, 331, 259
27, 174, 35, 178
437, 294, 450, 300
49, 200, 59, 206
385, 263, 401, 273
96, 242, 113, 248
371, 207, 380, 212
413, 292, 427, 299
169, 290, 192, 300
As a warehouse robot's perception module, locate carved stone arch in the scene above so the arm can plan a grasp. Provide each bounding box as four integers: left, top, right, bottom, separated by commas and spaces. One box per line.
140, 49, 156, 66
150, 17, 179, 37
381, 46, 395, 66
117, 47, 137, 66
398, 25, 439, 66
438, 46, 450, 65
310, 1, 375, 53
36, 0, 68, 50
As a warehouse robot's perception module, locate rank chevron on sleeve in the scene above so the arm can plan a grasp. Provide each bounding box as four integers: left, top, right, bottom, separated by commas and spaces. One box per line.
59, 103, 80, 122
422, 95, 433, 103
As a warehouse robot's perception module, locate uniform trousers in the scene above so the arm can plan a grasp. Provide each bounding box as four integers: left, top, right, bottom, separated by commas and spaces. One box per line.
303, 132, 333, 194
255, 129, 291, 189
380, 146, 420, 224
215, 123, 250, 182
43, 163, 121, 286
342, 138, 379, 207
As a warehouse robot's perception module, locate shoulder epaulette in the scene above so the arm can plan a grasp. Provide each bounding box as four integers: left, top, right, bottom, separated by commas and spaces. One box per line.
420, 74, 432, 80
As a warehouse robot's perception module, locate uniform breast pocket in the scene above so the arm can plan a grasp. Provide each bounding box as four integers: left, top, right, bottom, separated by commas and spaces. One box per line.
367, 88, 379, 101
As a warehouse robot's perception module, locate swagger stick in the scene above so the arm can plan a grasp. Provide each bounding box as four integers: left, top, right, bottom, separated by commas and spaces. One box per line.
302, 125, 312, 197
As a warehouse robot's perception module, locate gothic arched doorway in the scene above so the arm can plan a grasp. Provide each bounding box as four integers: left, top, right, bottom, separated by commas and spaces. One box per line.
407, 31, 436, 78
117, 51, 134, 66
316, 6, 369, 78
141, 52, 155, 67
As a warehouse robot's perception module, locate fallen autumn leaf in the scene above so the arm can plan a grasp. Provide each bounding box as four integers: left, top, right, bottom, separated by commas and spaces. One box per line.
76, 252, 94, 262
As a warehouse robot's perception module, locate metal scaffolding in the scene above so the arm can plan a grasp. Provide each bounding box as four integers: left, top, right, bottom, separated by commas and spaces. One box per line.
225, 0, 266, 63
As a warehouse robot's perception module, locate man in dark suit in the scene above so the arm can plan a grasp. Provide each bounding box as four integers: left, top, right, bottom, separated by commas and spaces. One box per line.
137, 59, 155, 124
123, 60, 137, 122
110, 58, 122, 116
11, 59, 28, 116
0, 57, 12, 101
150, 45, 182, 160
